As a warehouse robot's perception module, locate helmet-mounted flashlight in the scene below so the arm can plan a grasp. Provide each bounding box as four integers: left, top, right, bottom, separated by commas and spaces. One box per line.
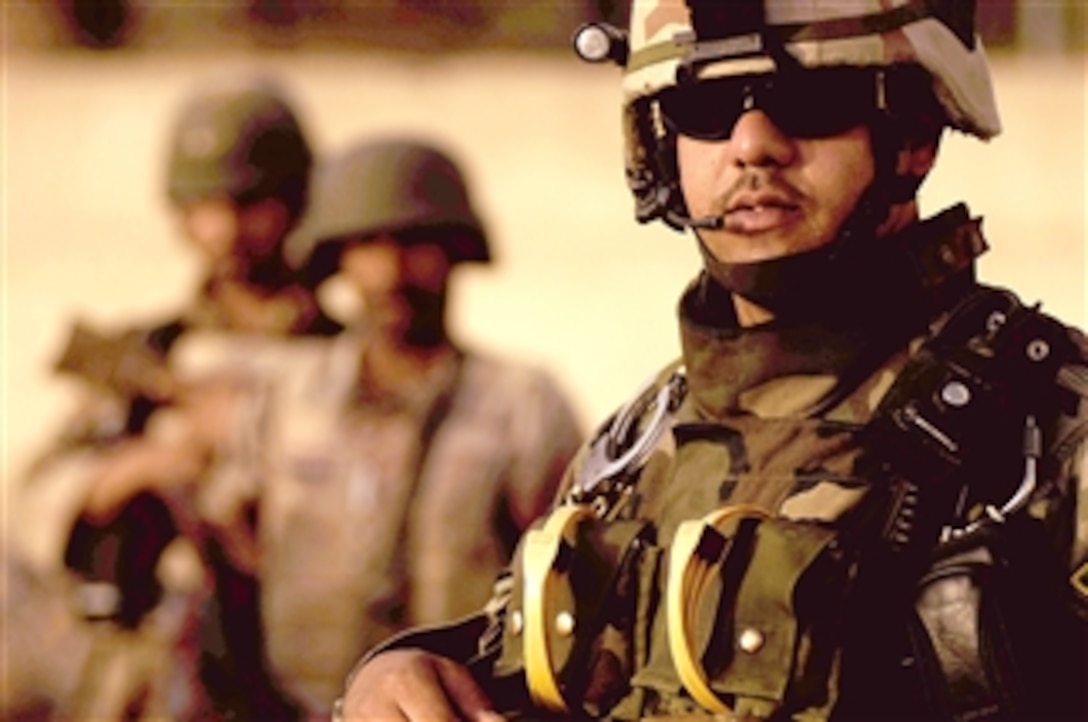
572, 22, 628, 66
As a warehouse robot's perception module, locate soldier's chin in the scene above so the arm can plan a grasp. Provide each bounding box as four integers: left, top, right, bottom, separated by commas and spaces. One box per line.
400, 322, 446, 349
367, 308, 417, 342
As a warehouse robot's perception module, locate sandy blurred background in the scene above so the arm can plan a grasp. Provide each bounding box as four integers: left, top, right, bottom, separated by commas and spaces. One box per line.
3, 3, 1085, 535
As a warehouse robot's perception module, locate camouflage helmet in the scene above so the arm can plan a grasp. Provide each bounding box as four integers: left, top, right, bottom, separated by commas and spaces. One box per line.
303, 136, 491, 281
574, 0, 1001, 228
166, 76, 313, 219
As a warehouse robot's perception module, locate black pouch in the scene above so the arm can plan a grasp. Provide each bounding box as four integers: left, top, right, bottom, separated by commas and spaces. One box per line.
908, 515, 1087, 721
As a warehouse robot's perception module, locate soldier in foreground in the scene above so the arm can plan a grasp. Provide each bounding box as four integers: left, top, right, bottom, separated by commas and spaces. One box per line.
337, 2, 1087, 720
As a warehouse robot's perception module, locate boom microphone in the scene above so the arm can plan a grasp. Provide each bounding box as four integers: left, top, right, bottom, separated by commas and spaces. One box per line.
662, 208, 725, 231
665, 209, 725, 230
688, 215, 725, 229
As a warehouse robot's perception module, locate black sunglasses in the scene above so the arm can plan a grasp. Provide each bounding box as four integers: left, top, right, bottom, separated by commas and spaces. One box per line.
659, 69, 885, 141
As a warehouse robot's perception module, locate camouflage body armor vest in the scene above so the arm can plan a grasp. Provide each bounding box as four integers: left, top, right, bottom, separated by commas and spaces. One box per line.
476, 212, 1088, 720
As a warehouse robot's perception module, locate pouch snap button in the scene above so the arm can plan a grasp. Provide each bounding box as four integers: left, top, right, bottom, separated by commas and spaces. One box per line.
555, 611, 576, 637
738, 628, 764, 653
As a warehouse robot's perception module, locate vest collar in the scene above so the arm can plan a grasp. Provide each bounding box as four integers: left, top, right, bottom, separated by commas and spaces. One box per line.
679, 205, 987, 420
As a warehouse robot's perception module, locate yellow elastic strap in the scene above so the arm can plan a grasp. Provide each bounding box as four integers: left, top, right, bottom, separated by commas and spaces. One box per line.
666, 504, 770, 714
522, 504, 594, 713
1072, 561, 1088, 600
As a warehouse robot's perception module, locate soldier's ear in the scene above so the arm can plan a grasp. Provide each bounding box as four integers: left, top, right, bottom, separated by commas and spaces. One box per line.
908, 136, 940, 178
895, 132, 941, 185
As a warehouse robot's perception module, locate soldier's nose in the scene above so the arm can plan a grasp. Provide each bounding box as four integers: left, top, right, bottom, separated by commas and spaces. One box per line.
730, 110, 795, 168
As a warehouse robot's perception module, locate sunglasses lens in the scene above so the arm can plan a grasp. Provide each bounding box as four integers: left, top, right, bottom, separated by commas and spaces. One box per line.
660, 70, 877, 140
660, 83, 742, 141
771, 73, 876, 137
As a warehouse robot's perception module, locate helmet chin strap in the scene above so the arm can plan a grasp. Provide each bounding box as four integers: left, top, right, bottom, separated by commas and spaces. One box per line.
694, 187, 888, 320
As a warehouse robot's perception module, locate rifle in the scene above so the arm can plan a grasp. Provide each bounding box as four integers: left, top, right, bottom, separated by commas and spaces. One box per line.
52, 318, 185, 435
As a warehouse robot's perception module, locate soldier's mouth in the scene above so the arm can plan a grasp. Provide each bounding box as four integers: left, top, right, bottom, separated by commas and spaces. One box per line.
722, 203, 801, 233
715, 183, 803, 234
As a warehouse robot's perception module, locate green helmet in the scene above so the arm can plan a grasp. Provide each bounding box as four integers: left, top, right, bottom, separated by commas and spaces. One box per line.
574, 0, 1001, 229
304, 137, 491, 279
165, 76, 313, 219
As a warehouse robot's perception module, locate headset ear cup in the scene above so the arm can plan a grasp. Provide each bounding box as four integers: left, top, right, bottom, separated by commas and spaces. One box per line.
654, 125, 690, 231
623, 97, 660, 224
624, 97, 688, 231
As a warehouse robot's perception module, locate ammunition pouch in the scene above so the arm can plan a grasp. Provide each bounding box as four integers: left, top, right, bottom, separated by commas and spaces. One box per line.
496, 505, 652, 717
497, 503, 854, 720
663, 506, 848, 720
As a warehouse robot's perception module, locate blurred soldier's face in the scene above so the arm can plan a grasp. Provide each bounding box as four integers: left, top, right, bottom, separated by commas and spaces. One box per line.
676, 107, 875, 265
178, 195, 291, 275
339, 232, 451, 348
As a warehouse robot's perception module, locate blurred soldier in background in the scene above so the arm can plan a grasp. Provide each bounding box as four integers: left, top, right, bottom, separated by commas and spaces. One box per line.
40, 73, 338, 460
253, 136, 585, 716
22, 135, 584, 721
338, 2, 1088, 721
7, 74, 338, 721
162, 75, 339, 339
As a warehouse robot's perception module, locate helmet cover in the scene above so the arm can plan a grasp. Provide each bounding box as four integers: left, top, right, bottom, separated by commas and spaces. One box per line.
166, 76, 314, 215
608, 0, 1000, 227
624, 0, 1000, 137
303, 137, 491, 281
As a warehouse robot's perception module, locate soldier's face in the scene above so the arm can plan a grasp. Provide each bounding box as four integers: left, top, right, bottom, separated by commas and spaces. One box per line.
179, 196, 289, 271
676, 108, 875, 264
339, 234, 451, 345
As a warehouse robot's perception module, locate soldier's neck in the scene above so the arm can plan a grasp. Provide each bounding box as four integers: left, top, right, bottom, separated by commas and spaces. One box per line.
732, 295, 775, 327
363, 335, 456, 394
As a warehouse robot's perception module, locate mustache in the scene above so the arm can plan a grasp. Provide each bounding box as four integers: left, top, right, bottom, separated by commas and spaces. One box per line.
707, 171, 805, 217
